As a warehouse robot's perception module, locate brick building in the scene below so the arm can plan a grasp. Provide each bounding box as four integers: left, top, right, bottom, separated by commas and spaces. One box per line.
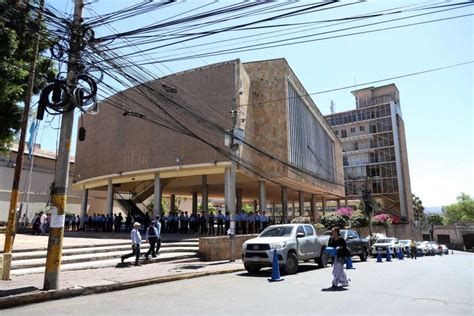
73, 58, 345, 221
324, 84, 414, 221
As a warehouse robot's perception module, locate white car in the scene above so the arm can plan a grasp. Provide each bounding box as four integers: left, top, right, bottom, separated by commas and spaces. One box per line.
416, 242, 429, 255
399, 239, 411, 254
371, 237, 402, 257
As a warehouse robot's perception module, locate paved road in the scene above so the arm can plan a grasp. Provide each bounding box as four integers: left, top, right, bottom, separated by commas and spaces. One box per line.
6, 252, 473, 315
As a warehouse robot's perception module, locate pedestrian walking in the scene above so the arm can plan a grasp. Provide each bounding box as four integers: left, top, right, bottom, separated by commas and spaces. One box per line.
328, 226, 349, 289
121, 222, 142, 266
144, 222, 159, 259
155, 216, 162, 253
410, 239, 417, 259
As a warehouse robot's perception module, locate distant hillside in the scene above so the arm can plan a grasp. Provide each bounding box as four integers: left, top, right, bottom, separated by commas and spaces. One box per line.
425, 206, 443, 214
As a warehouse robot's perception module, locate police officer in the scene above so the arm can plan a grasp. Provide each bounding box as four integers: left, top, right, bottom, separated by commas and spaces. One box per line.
255, 211, 261, 234
240, 211, 247, 235
247, 212, 255, 234
208, 212, 215, 235
225, 212, 230, 234
217, 210, 225, 235
261, 211, 269, 230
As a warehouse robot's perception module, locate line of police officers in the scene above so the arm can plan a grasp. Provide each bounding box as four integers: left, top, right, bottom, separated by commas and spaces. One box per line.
158, 210, 271, 235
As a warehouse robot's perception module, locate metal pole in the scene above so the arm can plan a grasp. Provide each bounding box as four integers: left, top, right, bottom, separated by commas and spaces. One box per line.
106, 179, 114, 216
79, 189, 88, 230
43, 0, 83, 290
2, 0, 45, 281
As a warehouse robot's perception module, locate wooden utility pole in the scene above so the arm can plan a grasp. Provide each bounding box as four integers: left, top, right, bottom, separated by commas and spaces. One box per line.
2, 0, 45, 281
43, 0, 83, 290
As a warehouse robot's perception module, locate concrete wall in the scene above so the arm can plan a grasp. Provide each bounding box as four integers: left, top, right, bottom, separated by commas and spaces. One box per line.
199, 234, 258, 261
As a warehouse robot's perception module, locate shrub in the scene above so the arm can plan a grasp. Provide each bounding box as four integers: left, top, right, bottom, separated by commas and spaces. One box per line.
291, 216, 311, 224
372, 213, 391, 226
389, 215, 401, 225
349, 215, 369, 228
320, 214, 347, 229
336, 207, 353, 218
313, 222, 325, 231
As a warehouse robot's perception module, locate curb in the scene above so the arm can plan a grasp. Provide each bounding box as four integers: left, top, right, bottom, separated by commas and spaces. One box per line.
0, 267, 245, 310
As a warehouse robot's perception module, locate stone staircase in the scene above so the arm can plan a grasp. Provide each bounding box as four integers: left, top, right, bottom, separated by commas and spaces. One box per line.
10, 238, 200, 276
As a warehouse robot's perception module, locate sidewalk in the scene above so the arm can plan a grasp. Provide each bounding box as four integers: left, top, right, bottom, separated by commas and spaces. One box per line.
0, 232, 244, 309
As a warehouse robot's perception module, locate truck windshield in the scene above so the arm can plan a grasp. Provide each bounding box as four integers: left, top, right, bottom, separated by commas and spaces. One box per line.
260, 226, 293, 237
376, 238, 394, 244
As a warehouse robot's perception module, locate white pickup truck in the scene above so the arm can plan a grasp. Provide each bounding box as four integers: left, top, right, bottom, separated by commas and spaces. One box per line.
241, 224, 329, 274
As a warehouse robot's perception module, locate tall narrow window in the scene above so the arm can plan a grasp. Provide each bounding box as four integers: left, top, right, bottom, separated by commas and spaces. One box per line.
354, 142, 359, 150
341, 129, 347, 138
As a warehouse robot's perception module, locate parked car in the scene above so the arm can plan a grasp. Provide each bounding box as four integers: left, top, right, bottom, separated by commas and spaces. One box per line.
323, 229, 370, 261
371, 237, 402, 257
440, 244, 449, 255
416, 242, 429, 255
241, 224, 329, 274
399, 239, 411, 254
424, 241, 441, 256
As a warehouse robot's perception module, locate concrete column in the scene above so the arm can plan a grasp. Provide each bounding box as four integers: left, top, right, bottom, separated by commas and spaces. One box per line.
345, 198, 348, 207
310, 194, 318, 223
336, 199, 341, 210
322, 197, 326, 216
79, 189, 88, 229
192, 191, 198, 215
253, 200, 258, 212
170, 194, 176, 214
224, 165, 236, 261
153, 172, 162, 218
281, 186, 288, 223
298, 191, 304, 216
106, 179, 114, 216
236, 189, 243, 212
258, 180, 266, 212
292, 200, 296, 220
202, 175, 208, 216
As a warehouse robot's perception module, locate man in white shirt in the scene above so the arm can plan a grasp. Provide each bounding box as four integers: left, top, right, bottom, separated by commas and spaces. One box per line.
121, 222, 142, 266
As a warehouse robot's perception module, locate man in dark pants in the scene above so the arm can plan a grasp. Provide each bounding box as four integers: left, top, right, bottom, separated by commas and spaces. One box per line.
145, 222, 158, 259
217, 210, 224, 235
121, 222, 142, 266
208, 212, 215, 235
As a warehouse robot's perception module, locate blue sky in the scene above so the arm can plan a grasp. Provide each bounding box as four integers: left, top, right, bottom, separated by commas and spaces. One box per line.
35, 1, 473, 208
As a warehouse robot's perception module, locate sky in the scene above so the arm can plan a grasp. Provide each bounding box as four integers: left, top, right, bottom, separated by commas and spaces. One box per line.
35, 1, 474, 209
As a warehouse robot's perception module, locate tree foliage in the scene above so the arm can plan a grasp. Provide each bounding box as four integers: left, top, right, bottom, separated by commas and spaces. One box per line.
442, 193, 474, 224
412, 193, 424, 221
0, 2, 55, 153
425, 213, 444, 226
320, 214, 347, 229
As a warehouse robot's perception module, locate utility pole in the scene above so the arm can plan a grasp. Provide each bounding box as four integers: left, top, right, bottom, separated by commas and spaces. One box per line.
43, 0, 83, 290
2, 0, 45, 281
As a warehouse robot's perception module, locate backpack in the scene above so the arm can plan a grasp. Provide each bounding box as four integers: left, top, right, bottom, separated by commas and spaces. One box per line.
34, 216, 41, 225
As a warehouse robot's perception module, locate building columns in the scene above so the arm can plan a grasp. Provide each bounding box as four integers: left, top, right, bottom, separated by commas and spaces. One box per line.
281, 186, 288, 223
336, 199, 341, 210
106, 179, 114, 216
192, 191, 198, 215
202, 175, 208, 216
79, 189, 88, 229
345, 198, 348, 207
310, 194, 318, 223
322, 197, 326, 216
224, 165, 236, 261
170, 194, 176, 214
258, 180, 266, 212
153, 172, 162, 218
236, 189, 243, 212
298, 191, 304, 217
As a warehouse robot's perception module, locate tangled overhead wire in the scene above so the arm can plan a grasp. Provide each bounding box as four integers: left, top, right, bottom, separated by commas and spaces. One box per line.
37, 23, 103, 120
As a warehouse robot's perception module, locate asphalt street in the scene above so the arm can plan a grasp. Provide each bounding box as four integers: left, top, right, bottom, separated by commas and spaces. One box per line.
6, 251, 473, 315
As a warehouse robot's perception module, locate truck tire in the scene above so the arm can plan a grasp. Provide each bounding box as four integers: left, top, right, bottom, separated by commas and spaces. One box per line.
359, 249, 368, 262
283, 252, 299, 275
316, 248, 328, 268
244, 264, 261, 274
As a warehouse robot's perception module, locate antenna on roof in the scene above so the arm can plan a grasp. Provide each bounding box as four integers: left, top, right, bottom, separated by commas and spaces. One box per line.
330, 100, 335, 114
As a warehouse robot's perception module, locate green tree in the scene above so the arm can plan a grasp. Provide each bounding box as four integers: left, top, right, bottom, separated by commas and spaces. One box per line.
426, 213, 444, 225
412, 193, 424, 221
442, 193, 474, 224
0, 2, 55, 153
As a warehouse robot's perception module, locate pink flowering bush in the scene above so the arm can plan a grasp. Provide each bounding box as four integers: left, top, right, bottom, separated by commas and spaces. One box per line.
336, 207, 353, 218
372, 213, 391, 225
389, 215, 401, 225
